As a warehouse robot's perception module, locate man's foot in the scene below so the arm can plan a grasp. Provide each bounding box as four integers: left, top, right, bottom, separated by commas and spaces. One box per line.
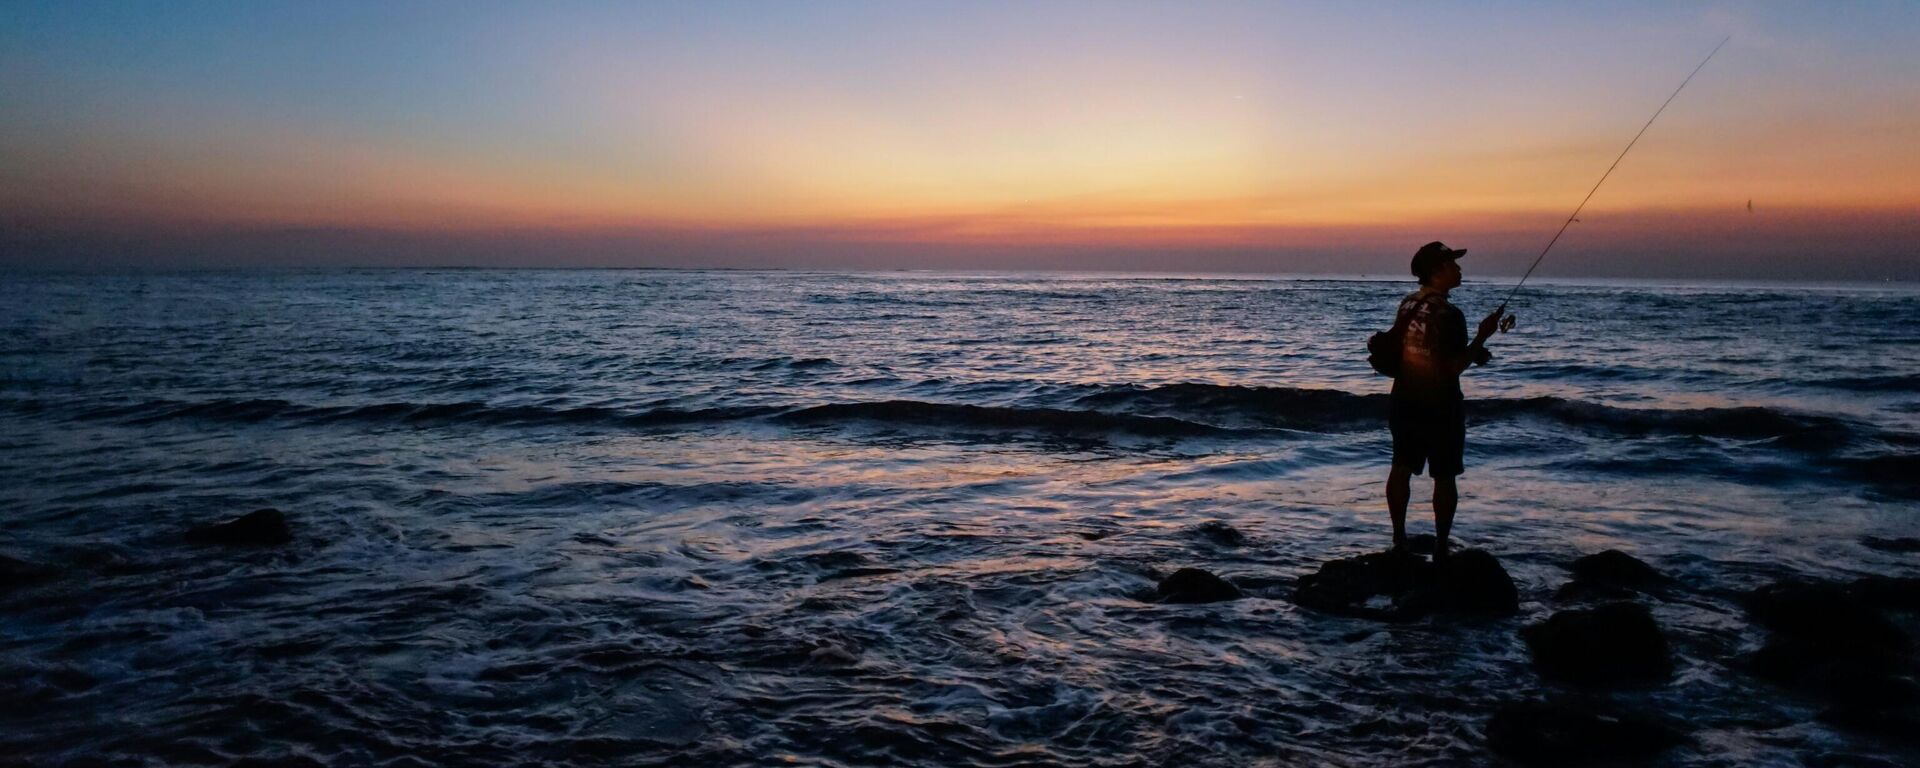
1432, 541, 1452, 562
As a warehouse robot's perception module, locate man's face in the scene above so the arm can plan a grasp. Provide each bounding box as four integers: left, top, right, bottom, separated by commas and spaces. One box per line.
1431, 259, 1462, 289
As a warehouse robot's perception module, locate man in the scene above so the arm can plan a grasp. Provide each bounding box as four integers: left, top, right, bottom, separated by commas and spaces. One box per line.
1387, 241, 1504, 559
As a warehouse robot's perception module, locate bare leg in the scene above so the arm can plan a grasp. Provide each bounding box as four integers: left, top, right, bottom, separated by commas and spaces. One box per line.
1433, 475, 1457, 558
1386, 464, 1412, 550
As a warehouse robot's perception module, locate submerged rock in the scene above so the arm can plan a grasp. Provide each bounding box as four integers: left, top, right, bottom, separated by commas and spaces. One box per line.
1522, 602, 1673, 686
185, 508, 292, 547
1189, 521, 1247, 548
1741, 577, 1917, 722
1568, 550, 1669, 590
1746, 636, 1917, 708
1485, 700, 1685, 765
1851, 575, 1920, 614
1863, 536, 1920, 554
1155, 568, 1242, 604
1746, 579, 1908, 653
0, 554, 57, 591
1293, 548, 1516, 620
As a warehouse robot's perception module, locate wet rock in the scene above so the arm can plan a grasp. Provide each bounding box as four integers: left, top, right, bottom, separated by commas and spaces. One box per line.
1745, 636, 1917, 708
0, 554, 57, 591
1819, 703, 1920, 744
1404, 533, 1438, 555
1552, 579, 1639, 604
1746, 580, 1908, 653
1294, 548, 1516, 620
1522, 602, 1673, 686
1568, 550, 1669, 590
1411, 548, 1519, 615
1155, 567, 1242, 604
1189, 521, 1247, 547
1293, 550, 1427, 620
1863, 536, 1920, 554
1851, 575, 1920, 614
1485, 700, 1685, 765
185, 508, 292, 546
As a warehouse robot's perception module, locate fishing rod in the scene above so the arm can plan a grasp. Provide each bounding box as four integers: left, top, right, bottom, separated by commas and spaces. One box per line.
1495, 36, 1730, 324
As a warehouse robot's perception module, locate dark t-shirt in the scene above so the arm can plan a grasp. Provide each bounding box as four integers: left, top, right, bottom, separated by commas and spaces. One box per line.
1391, 287, 1467, 404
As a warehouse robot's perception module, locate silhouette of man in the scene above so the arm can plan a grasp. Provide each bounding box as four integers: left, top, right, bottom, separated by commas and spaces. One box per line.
1386, 242, 1503, 559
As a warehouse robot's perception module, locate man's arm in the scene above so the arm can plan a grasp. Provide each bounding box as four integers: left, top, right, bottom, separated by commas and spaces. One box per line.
1445, 308, 1503, 375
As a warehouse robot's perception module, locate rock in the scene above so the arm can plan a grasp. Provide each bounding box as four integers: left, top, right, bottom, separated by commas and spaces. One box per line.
1851, 576, 1920, 614
1189, 521, 1247, 547
1417, 548, 1519, 615
0, 554, 57, 591
1522, 602, 1673, 686
1156, 568, 1242, 604
1485, 701, 1685, 765
1295, 548, 1516, 620
1568, 550, 1669, 590
1745, 637, 1917, 708
1404, 533, 1439, 555
1863, 536, 1920, 554
1552, 579, 1639, 604
1819, 703, 1920, 744
185, 508, 292, 547
1746, 580, 1908, 653
1293, 550, 1429, 620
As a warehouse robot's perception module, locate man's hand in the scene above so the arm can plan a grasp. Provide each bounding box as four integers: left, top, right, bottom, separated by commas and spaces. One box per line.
1475, 308, 1505, 342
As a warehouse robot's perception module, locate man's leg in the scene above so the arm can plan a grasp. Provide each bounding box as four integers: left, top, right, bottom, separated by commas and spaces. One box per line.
1432, 475, 1457, 558
1387, 464, 1412, 550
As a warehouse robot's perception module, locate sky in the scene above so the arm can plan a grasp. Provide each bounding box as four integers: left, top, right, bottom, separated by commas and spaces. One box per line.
1, 1, 1916, 278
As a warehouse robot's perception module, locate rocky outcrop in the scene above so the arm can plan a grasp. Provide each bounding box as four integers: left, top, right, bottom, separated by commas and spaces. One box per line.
1485, 700, 1685, 765
1522, 602, 1673, 686
1293, 548, 1517, 621
185, 508, 292, 547
1156, 568, 1242, 604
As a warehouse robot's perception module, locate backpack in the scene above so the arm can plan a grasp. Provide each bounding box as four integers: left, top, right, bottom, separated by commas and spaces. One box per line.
1366, 295, 1427, 378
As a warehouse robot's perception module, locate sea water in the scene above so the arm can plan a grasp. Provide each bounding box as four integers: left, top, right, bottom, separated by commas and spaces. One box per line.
2, 270, 1916, 765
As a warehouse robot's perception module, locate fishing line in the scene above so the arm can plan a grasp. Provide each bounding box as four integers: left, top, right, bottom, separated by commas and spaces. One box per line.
1496, 35, 1731, 323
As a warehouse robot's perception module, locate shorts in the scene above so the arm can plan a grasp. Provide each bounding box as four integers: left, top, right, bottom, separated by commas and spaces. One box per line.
1390, 396, 1465, 478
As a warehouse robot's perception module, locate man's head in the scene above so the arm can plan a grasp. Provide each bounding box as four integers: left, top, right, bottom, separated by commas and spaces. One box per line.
1411, 241, 1467, 289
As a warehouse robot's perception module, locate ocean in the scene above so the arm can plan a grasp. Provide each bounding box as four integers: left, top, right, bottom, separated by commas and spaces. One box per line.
3, 269, 1917, 766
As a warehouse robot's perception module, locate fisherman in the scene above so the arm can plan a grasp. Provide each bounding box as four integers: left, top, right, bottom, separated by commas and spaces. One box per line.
1386, 242, 1504, 559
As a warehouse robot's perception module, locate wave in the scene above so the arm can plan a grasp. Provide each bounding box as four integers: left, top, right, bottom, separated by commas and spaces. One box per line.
776, 401, 1226, 437
5, 382, 1894, 450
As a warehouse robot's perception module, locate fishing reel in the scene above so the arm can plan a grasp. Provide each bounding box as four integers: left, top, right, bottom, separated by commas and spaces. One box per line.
1500, 313, 1517, 333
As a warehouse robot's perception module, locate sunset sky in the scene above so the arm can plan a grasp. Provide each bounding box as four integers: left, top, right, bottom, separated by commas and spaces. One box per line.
2, 1, 1916, 278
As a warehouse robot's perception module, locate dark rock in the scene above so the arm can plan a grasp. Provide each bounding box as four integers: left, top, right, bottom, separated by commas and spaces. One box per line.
0, 554, 57, 591
821, 567, 902, 581
1293, 550, 1429, 620
1819, 704, 1920, 743
1568, 550, 1669, 590
1553, 579, 1639, 604
1522, 602, 1673, 686
1851, 576, 1920, 614
1863, 536, 1920, 554
185, 508, 292, 547
1404, 533, 1438, 555
1294, 548, 1516, 620
1746, 580, 1908, 653
1486, 701, 1685, 766
1745, 637, 1917, 707
1190, 521, 1247, 547
1156, 568, 1242, 604
1415, 548, 1519, 615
